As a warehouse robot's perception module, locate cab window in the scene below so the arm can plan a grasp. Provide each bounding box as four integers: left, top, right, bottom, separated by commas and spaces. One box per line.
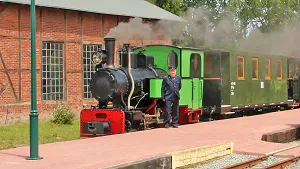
167, 51, 178, 68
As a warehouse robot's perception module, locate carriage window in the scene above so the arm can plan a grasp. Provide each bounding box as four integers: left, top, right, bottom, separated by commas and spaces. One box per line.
265, 58, 271, 80
289, 63, 294, 79
294, 64, 299, 79
204, 56, 212, 74
190, 53, 201, 78
167, 51, 178, 68
252, 57, 258, 80
237, 56, 244, 80
289, 63, 298, 79
277, 59, 282, 80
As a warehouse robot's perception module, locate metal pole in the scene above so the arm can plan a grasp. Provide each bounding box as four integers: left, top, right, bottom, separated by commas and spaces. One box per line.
26, 0, 42, 160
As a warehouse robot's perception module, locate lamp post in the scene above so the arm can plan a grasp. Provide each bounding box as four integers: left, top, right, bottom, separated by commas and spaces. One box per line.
26, 0, 42, 160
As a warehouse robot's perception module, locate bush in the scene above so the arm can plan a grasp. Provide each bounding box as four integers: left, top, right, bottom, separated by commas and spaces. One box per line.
51, 104, 75, 125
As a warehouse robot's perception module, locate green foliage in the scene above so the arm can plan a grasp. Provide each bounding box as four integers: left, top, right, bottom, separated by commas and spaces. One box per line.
51, 104, 75, 125
231, 0, 300, 34
146, 0, 185, 16
148, 0, 300, 51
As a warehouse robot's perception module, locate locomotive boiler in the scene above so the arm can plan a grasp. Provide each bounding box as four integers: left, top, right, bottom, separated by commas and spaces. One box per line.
80, 38, 168, 136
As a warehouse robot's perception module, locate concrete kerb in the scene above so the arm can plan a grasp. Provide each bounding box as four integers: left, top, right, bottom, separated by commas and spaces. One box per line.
103, 142, 234, 169
261, 125, 300, 143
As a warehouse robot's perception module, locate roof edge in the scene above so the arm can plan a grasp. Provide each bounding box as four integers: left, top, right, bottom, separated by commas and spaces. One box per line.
1, 0, 186, 22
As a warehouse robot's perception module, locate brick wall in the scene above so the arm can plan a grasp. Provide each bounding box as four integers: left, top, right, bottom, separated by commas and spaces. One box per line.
0, 2, 172, 125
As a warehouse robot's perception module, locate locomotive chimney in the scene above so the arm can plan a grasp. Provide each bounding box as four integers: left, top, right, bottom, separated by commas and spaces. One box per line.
104, 37, 115, 67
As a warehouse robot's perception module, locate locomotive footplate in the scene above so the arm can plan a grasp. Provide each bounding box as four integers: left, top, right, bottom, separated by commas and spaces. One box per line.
124, 109, 164, 130
82, 121, 110, 135
124, 110, 144, 131
125, 110, 143, 121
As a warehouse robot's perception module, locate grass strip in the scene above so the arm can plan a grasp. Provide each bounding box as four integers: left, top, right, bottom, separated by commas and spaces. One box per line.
0, 120, 81, 150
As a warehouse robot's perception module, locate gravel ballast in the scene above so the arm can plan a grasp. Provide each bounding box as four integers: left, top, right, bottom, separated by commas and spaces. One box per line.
191, 154, 258, 169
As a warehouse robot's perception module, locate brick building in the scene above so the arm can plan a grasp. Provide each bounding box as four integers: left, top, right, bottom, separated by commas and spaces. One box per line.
0, 0, 184, 125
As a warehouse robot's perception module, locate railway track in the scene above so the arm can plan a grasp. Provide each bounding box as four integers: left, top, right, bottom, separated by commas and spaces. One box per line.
222, 145, 300, 169
262, 155, 300, 169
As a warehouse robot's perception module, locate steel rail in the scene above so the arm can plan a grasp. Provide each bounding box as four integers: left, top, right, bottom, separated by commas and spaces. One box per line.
222, 145, 300, 169
261, 155, 300, 169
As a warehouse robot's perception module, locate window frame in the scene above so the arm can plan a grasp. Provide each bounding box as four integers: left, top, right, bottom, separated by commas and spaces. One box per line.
190, 53, 201, 78
277, 59, 282, 80
288, 63, 293, 79
82, 44, 100, 99
167, 50, 178, 68
265, 58, 271, 80
294, 64, 299, 79
252, 57, 259, 80
41, 41, 65, 101
288, 63, 298, 79
237, 56, 245, 80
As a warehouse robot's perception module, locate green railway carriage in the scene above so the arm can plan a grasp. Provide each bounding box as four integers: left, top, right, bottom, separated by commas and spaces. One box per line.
219, 52, 292, 115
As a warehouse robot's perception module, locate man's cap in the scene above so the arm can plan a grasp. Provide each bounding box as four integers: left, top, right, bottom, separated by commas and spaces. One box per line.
168, 66, 177, 70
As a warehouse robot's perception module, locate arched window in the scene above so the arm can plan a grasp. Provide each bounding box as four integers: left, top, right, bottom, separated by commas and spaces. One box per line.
190, 53, 201, 78
167, 51, 178, 68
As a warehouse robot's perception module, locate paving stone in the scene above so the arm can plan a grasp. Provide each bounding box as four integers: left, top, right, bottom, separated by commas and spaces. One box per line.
1, 110, 300, 169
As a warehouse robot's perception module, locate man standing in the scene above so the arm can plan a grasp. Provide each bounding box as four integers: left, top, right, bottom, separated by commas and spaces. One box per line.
161, 66, 182, 128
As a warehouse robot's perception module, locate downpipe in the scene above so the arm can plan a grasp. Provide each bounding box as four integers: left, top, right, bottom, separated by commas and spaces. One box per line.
127, 48, 134, 110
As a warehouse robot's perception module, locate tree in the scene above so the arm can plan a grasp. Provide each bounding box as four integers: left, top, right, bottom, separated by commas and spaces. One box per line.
232, 0, 300, 56
147, 0, 300, 52
171, 0, 238, 49
146, 0, 184, 16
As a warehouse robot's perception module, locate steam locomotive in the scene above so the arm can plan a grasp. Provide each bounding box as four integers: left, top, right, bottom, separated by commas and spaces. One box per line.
80, 38, 188, 137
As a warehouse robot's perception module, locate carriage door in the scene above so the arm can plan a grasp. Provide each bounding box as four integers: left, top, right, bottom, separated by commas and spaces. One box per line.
293, 62, 299, 101
190, 53, 202, 109
288, 59, 294, 99
288, 59, 300, 101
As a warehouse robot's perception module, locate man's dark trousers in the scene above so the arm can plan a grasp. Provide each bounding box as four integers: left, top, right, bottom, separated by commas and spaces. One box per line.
164, 99, 179, 127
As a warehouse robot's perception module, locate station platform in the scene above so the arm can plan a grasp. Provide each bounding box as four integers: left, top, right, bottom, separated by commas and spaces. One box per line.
1, 109, 300, 169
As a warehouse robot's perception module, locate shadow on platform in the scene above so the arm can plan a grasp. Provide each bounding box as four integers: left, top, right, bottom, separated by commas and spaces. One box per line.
0, 152, 27, 159
286, 124, 300, 128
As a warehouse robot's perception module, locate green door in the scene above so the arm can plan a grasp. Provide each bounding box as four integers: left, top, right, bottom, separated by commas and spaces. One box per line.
199, 79, 203, 106
190, 53, 202, 109
181, 49, 204, 109
179, 79, 193, 108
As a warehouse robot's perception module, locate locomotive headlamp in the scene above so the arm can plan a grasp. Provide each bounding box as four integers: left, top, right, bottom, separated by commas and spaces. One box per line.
92, 51, 104, 64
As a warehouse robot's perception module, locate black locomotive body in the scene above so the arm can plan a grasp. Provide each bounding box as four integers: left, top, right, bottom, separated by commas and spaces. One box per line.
90, 65, 167, 108
90, 38, 167, 108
